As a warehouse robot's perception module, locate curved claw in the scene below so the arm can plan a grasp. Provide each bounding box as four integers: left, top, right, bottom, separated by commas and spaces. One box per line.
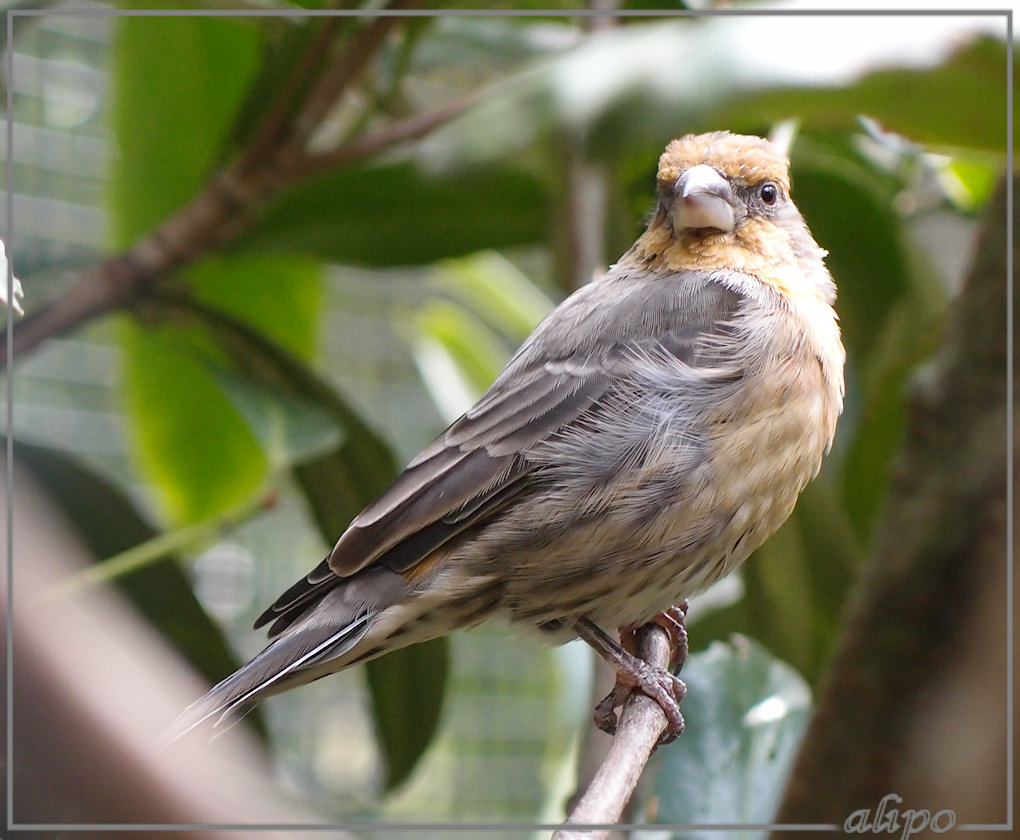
578, 607, 691, 743
592, 681, 634, 735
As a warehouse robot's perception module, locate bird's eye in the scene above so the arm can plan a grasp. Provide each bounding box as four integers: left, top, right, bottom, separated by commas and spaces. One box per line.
760, 183, 779, 205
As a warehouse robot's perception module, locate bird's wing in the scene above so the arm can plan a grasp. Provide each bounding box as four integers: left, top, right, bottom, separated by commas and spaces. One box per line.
256, 272, 744, 636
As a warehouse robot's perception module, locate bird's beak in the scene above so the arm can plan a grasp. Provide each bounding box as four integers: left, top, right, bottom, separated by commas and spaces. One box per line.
674, 164, 736, 234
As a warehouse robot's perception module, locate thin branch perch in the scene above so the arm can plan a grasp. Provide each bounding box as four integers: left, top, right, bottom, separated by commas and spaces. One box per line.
554, 624, 673, 840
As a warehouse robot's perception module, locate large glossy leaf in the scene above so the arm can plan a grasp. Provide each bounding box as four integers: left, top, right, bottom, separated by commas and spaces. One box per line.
365, 640, 450, 792
147, 293, 399, 525
120, 316, 268, 524
150, 293, 450, 785
119, 256, 324, 524
632, 638, 811, 837
413, 252, 554, 420
203, 361, 343, 469
109, 12, 289, 525
430, 251, 554, 344
9, 438, 252, 725
231, 160, 549, 267
788, 134, 910, 366
713, 36, 1010, 155
189, 253, 324, 360
839, 300, 944, 541
108, 9, 261, 246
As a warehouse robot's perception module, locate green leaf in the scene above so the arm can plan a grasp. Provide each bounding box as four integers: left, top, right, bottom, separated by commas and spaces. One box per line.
417, 21, 1006, 174
120, 316, 269, 525
188, 253, 325, 360
789, 135, 911, 365
839, 300, 943, 540
431, 251, 554, 343
365, 640, 450, 792
412, 252, 554, 418
119, 255, 323, 525
10, 438, 253, 723
633, 638, 811, 836
231, 160, 548, 267
714, 37, 1010, 155
942, 156, 1000, 211
414, 301, 511, 415
109, 10, 261, 246
204, 361, 343, 468
145, 293, 451, 784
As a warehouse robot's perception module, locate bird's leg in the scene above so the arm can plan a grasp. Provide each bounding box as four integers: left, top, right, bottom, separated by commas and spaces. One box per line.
574, 602, 690, 744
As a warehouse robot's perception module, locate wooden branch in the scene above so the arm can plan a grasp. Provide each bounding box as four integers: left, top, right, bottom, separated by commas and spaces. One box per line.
287, 0, 423, 147
237, 11, 346, 172
285, 90, 477, 180
554, 624, 672, 840
2, 96, 471, 366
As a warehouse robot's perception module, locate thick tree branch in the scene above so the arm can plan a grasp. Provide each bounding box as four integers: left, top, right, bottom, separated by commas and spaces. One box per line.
2, 60, 473, 366
554, 624, 672, 840
237, 12, 346, 172
772, 175, 1011, 830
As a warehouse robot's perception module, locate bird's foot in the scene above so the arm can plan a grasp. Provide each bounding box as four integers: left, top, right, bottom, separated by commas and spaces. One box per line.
592, 658, 687, 743
574, 603, 690, 745
621, 601, 690, 672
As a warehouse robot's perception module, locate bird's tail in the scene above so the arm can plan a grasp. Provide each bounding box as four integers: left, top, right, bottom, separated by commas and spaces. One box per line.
166, 567, 411, 742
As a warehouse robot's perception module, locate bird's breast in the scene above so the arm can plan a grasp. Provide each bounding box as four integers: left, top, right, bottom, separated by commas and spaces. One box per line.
452, 283, 844, 633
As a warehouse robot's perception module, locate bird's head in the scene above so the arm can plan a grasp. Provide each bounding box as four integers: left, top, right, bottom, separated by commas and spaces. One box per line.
655, 131, 791, 237
626, 131, 833, 305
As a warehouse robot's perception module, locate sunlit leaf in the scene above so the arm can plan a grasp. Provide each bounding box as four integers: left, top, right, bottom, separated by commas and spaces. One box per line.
119, 256, 323, 525
431, 251, 554, 341
412, 252, 554, 419
109, 9, 261, 246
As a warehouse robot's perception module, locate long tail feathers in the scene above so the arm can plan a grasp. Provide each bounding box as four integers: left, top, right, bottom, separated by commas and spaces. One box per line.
165, 606, 376, 743
166, 566, 418, 746
166, 565, 418, 743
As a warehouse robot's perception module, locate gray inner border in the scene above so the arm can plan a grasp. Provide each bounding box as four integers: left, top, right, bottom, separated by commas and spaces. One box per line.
4, 4, 1013, 834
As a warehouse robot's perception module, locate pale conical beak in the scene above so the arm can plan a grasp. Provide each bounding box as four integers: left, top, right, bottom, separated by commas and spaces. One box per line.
674, 164, 736, 233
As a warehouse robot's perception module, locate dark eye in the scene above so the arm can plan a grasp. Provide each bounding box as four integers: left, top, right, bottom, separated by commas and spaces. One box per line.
760, 183, 779, 205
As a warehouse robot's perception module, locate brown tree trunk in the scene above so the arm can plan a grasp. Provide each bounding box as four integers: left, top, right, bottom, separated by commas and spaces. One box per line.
773, 176, 1014, 835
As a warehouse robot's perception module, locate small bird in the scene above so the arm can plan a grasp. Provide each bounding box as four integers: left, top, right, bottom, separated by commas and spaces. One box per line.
175, 131, 844, 740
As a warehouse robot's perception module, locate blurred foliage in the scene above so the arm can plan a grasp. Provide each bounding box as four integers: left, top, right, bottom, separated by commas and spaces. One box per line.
10, 438, 262, 733
19, 2, 1008, 826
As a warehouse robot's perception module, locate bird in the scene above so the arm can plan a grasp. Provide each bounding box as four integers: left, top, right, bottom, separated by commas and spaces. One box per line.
174, 130, 845, 741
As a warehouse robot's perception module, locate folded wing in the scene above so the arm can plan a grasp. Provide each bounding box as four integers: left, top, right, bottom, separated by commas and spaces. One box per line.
255, 272, 743, 637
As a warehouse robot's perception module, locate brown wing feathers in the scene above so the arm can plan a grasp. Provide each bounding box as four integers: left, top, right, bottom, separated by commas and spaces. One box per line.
255, 273, 743, 642
254, 362, 610, 636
